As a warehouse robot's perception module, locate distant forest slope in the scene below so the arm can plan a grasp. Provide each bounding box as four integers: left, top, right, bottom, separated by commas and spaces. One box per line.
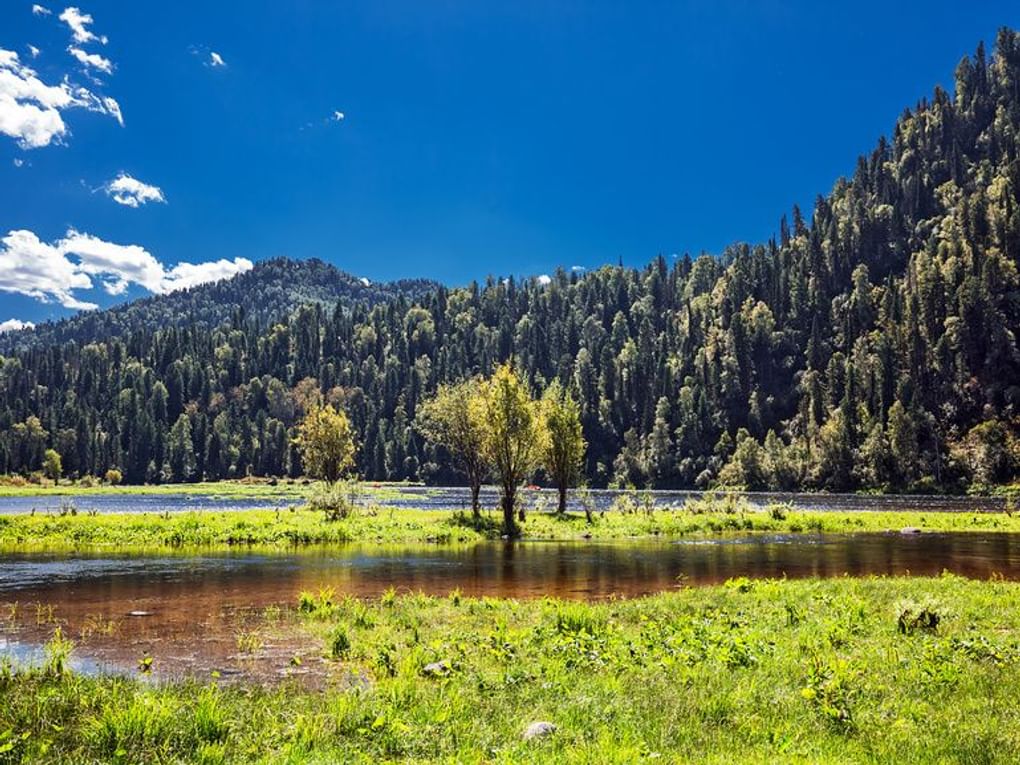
0, 258, 440, 353
2, 30, 1020, 491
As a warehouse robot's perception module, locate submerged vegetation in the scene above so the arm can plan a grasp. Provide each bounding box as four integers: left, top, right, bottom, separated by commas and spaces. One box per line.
4, 576, 1020, 762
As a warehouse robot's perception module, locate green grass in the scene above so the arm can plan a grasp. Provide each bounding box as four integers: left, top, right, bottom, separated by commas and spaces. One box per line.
0, 479, 422, 501
4, 575, 1020, 762
1, 503, 1019, 552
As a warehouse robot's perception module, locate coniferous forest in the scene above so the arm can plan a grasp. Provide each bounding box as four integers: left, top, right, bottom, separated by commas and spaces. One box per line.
3, 30, 1020, 493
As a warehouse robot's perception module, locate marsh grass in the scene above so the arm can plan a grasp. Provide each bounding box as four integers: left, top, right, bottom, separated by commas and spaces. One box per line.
3, 576, 1020, 762
2, 501, 1019, 553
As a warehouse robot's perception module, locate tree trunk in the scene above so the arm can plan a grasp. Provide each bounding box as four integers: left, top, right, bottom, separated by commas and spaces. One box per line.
557, 484, 567, 515
470, 482, 481, 519
501, 487, 517, 536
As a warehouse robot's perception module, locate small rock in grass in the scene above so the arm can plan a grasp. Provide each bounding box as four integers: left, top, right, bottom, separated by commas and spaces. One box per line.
422, 660, 451, 677
523, 721, 557, 740
900, 527, 922, 535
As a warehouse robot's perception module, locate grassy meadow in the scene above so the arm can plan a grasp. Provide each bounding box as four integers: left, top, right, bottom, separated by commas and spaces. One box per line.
3, 575, 1020, 763
0, 501, 1019, 552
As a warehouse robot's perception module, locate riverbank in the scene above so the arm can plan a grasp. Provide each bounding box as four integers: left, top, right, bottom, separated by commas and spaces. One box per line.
2, 575, 1018, 763
1, 503, 1019, 552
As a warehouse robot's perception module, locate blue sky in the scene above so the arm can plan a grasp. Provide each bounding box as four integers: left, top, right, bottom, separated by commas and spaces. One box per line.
1, 1, 1018, 327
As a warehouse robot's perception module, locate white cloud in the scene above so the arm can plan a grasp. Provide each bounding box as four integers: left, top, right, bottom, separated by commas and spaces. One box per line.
58, 7, 106, 45
27, 45, 41, 58
571, 265, 586, 272
13, 158, 24, 167
105, 172, 165, 207
536, 274, 551, 285
209, 52, 226, 67
0, 318, 35, 333
332, 110, 345, 121
61, 229, 166, 293
68, 46, 111, 74
0, 228, 255, 311
161, 257, 253, 292
0, 229, 95, 308
0, 48, 122, 148
31, 4, 51, 16
101, 95, 122, 126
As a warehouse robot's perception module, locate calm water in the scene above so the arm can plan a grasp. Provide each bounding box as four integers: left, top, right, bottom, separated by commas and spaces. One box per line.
0, 493, 294, 515
0, 487, 1005, 515
3, 532, 1020, 679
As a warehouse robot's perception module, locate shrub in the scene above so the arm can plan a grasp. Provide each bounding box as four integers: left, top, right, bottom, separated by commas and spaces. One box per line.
104, 469, 123, 485
309, 480, 361, 521
42, 449, 62, 482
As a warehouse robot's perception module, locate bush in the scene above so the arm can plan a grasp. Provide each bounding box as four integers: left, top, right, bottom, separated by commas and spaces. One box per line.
104, 469, 123, 486
42, 449, 62, 482
309, 480, 361, 521
768, 503, 789, 521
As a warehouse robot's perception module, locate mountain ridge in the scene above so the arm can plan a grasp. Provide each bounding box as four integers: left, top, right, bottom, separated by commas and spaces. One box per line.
0, 257, 442, 353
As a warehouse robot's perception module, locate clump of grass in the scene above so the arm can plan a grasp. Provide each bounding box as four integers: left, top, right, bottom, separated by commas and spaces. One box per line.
328, 627, 351, 659
551, 600, 606, 636
896, 598, 944, 634
234, 630, 263, 654
298, 587, 337, 618
43, 627, 73, 676
801, 655, 860, 732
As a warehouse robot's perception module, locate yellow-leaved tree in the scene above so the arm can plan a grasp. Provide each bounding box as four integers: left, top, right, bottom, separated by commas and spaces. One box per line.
478, 363, 547, 535
416, 377, 489, 518
296, 404, 356, 481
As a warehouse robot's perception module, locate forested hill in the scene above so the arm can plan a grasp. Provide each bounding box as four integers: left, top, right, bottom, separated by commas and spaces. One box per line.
0, 258, 440, 353
3, 30, 1020, 491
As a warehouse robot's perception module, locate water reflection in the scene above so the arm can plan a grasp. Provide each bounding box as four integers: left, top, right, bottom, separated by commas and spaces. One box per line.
4, 532, 1020, 679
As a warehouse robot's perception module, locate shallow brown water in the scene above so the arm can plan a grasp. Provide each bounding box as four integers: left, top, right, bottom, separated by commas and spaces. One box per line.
4, 532, 1020, 680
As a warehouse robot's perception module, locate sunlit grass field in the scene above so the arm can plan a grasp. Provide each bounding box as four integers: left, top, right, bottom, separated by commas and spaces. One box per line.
3, 575, 1020, 763
1, 501, 1019, 552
